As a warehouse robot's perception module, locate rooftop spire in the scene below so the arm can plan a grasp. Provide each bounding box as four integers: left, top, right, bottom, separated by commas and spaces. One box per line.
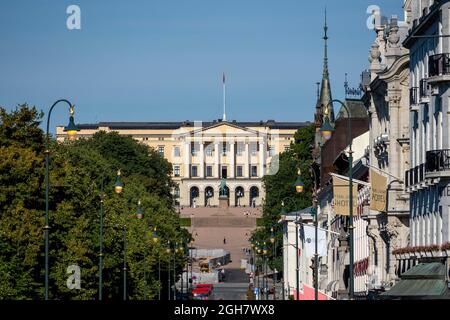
316, 7, 334, 125
323, 7, 328, 77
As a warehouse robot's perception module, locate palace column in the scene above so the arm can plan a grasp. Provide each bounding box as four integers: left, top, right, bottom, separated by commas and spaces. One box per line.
259, 140, 265, 178
214, 141, 220, 178
199, 141, 205, 178
230, 140, 235, 179
184, 140, 191, 178
245, 141, 250, 178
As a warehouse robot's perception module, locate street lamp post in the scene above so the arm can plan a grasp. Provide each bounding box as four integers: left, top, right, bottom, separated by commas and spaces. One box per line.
98, 170, 124, 300
270, 228, 276, 300
166, 241, 171, 300
173, 242, 178, 300
320, 99, 354, 300
310, 168, 319, 301
256, 244, 261, 300
99, 177, 104, 301
263, 244, 268, 300
279, 171, 304, 301
44, 99, 79, 300
113, 170, 127, 301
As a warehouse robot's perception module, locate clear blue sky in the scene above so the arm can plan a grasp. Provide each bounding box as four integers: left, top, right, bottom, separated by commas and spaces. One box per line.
0, 0, 403, 131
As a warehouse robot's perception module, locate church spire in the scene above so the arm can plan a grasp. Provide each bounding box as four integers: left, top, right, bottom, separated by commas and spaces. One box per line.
314, 8, 335, 154
315, 8, 334, 126
323, 7, 329, 78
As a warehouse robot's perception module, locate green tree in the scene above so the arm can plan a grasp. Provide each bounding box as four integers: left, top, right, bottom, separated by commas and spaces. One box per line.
0, 105, 189, 300
251, 124, 315, 272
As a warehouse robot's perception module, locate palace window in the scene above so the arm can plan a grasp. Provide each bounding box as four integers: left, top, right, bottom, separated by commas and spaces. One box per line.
268, 145, 275, 157
237, 143, 244, 156
206, 166, 213, 177
284, 145, 290, 152
236, 166, 243, 177
173, 146, 180, 157
222, 143, 228, 156
251, 166, 258, 177
191, 143, 198, 156
158, 146, 165, 156
206, 144, 214, 156
251, 143, 258, 156
173, 165, 180, 177
191, 165, 198, 177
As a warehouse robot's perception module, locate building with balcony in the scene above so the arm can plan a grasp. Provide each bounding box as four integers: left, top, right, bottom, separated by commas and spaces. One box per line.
361, 13, 411, 293
56, 119, 309, 207
404, 0, 450, 248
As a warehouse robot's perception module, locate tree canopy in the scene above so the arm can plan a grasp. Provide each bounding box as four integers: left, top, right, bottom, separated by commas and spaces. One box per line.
0, 104, 188, 300
251, 124, 315, 272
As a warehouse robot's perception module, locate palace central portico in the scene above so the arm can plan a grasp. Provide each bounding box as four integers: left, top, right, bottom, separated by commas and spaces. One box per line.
57, 119, 309, 207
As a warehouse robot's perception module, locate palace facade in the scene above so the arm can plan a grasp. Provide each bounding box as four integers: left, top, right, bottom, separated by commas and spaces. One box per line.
57, 119, 309, 207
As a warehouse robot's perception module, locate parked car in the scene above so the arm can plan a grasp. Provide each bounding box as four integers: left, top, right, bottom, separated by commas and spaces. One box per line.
192, 287, 211, 300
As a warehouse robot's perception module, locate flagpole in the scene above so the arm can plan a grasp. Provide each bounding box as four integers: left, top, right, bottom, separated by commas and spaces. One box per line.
222, 73, 226, 121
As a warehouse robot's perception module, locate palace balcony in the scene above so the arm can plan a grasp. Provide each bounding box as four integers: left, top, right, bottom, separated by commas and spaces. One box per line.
428, 53, 450, 83
409, 87, 419, 106
425, 149, 450, 178
419, 78, 430, 101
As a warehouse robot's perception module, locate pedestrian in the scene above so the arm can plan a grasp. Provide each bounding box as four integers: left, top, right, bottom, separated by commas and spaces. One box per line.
223, 237, 226, 244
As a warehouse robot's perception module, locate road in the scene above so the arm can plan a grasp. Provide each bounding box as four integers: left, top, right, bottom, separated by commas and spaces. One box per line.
213, 269, 249, 300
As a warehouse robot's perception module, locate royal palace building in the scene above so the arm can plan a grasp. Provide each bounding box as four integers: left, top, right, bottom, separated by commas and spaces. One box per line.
57, 119, 309, 207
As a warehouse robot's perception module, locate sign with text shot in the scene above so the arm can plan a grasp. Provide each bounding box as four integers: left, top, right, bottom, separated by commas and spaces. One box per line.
370, 169, 387, 212
333, 176, 358, 216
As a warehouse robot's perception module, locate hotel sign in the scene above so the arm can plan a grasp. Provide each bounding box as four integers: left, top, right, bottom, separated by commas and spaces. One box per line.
370, 169, 387, 212
333, 176, 358, 216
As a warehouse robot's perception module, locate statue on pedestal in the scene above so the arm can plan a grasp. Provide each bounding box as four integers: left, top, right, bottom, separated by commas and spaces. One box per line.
219, 178, 228, 198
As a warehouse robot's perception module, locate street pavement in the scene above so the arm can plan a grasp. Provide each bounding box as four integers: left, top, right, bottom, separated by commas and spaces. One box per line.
213, 269, 250, 300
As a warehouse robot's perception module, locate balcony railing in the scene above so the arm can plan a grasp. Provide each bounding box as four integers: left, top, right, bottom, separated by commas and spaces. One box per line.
419, 79, 429, 97
410, 87, 419, 105
426, 149, 450, 173
405, 170, 409, 187
429, 53, 450, 77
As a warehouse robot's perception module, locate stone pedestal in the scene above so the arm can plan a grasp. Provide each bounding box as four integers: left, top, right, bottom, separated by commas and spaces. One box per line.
215, 196, 232, 216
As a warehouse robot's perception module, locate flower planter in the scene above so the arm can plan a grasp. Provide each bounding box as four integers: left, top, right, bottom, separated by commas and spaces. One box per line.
424, 251, 432, 258
404, 253, 411, 259
431, 250, 440, 257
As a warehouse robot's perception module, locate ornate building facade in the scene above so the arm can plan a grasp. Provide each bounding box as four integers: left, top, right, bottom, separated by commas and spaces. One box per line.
403, 0, 450, 249
57, 120, 309, 207
362, 13, 411, 292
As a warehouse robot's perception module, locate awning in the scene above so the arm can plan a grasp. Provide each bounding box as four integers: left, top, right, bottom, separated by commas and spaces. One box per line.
380, 262, 450, 299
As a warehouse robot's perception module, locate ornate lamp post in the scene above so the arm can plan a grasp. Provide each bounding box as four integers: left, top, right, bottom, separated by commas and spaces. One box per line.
320, 100, 355, 299
280, 169, 304, 301
256, 244, 262, 299
173, 242, 179, 300
294, 168, 306, 300
166, 241, 171, 300
113, 170, 127, 300
236, 189, 243, 207
98, 170, 124, 300
151, 228, 160, 300
262, 243, 268, 300
310, 168, 320, 301
270, 228, 276, 300
44, 99, 79, 300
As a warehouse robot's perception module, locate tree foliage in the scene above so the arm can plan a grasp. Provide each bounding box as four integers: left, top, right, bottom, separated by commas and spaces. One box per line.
0, 104, 188, 300
251, 124, 315, 271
